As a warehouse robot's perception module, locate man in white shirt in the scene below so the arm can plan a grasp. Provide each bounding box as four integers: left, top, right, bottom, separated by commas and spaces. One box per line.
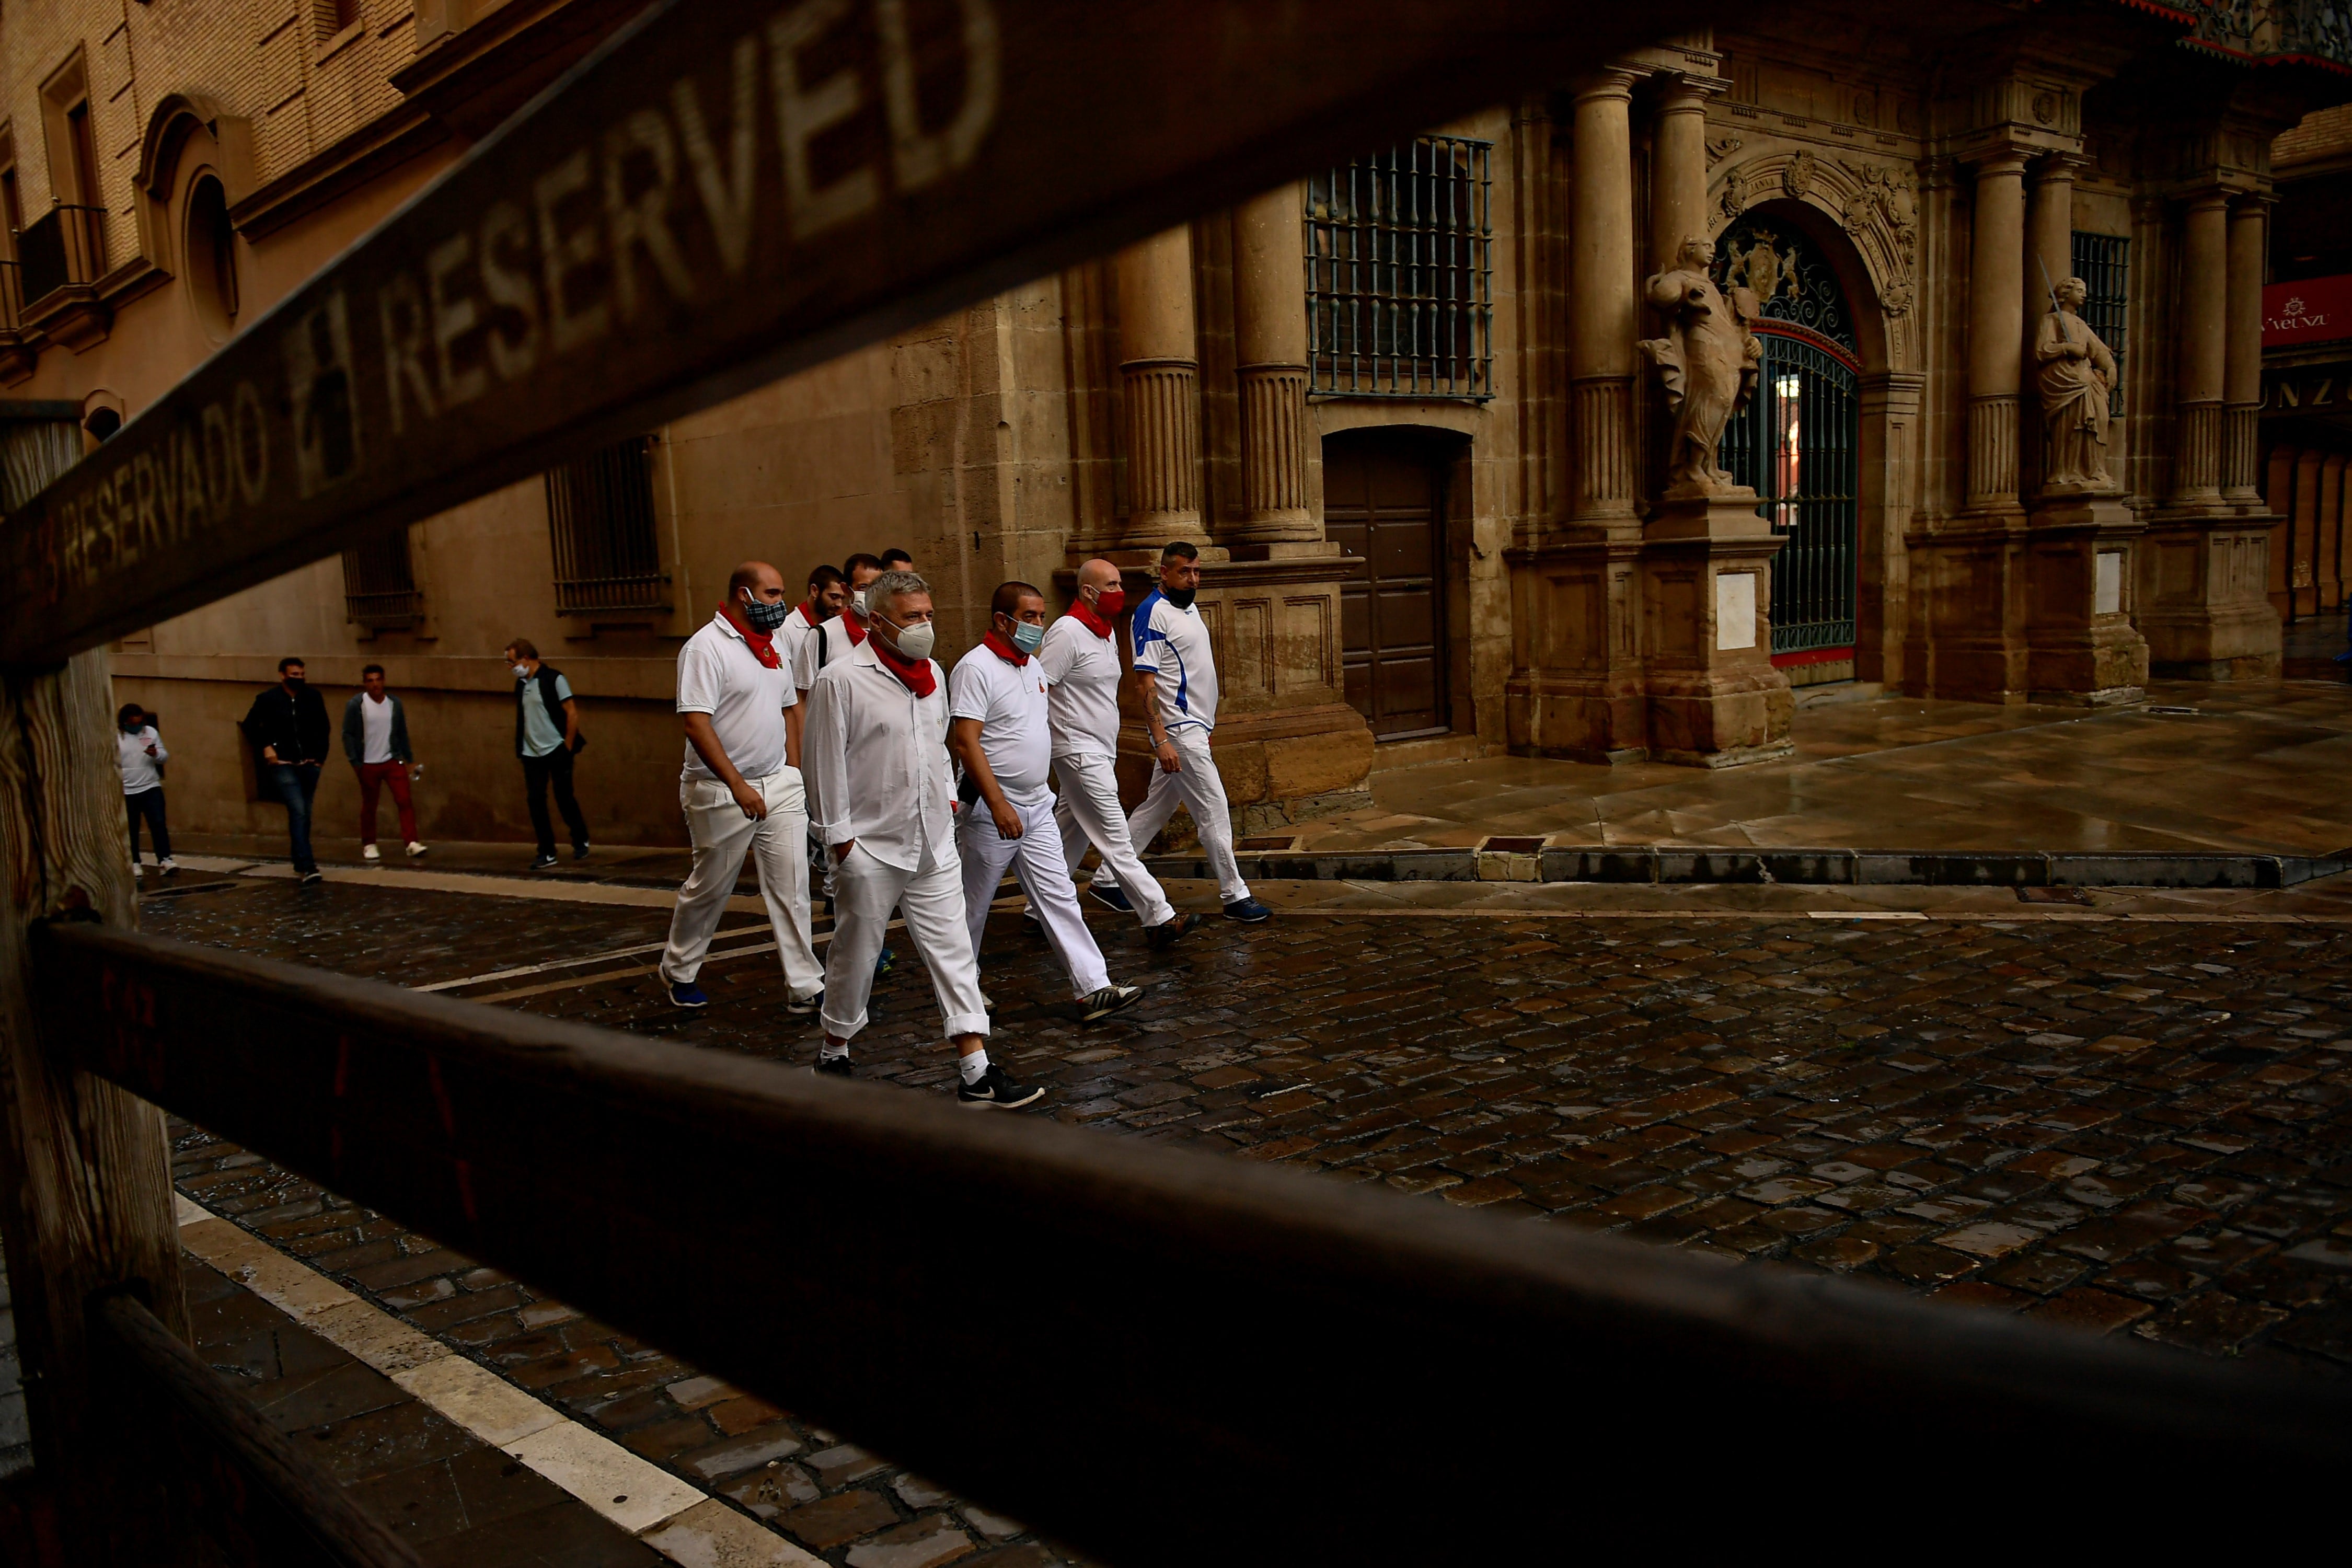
656, 561, 825, 1016
804, 569, 1041, 1108
1093, 540, 1270, 923
117, 704, 175, 878
780, 563, 846, 760
341, 664, 427, 861
951, 581, 1144, 1022
1036, 559, 1194, 947
791, 553, 885, 703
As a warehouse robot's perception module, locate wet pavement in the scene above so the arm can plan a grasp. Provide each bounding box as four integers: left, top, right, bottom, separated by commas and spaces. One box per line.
141, 860, 2352, 1563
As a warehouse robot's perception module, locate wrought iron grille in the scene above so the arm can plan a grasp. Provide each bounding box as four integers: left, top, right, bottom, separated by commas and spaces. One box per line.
2196, 0, 2352, 67
2071, 232, 2129, 419
546, 435, 669, 615
1719, 330, 1861, 658
15, 203, 105, 306
340, 528, 421, 628
1306, 136, 1493, 399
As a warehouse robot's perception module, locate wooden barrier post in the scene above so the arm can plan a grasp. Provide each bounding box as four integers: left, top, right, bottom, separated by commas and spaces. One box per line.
0, 648, 188, 1561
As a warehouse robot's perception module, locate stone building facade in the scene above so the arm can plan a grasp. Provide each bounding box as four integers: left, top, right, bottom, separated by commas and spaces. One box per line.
0, 0, 2346, 850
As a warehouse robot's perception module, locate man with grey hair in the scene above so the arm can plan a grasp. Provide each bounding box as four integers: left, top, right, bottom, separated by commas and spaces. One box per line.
804, 569, 1041, 1108
1034, 557, 1194, 946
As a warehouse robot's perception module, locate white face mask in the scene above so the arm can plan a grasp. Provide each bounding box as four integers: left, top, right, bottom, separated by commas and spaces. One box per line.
512, 663, 532, 679
885, 616, 936, 662
851, 588, 868, 616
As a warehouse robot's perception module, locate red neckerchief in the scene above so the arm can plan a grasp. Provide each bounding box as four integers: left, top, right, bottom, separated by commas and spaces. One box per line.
1070, 599, 1115, 639
720, 603, 781, 668
798, 597, 824, 626
984, 629, 1029, 666
871, 635, 936, 697
841, 613, 869, 647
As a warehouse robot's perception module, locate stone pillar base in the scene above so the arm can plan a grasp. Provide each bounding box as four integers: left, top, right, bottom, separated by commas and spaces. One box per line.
1641, 493, 1792, 766
1903, 512, 2027, 702
2138, 510, 2282, 681
2023, 493, 2149, 703
1504, 537, 1646, 762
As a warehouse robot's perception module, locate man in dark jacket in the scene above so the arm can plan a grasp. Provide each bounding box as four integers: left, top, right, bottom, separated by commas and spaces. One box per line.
241, 656, 332, 883
504, 638, 590, 869
342, 664, 425, 861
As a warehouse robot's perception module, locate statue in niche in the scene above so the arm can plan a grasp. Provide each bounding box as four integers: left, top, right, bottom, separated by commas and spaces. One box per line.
1640, 235, 1762, 498
2035, 275, 2119, 493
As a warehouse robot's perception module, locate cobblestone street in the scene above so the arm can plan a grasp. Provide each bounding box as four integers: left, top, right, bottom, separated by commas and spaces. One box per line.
146, 869, 2352, 1561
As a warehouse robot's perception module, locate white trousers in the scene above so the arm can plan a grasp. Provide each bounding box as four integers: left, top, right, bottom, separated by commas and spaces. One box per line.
1095, 725, 1249, 904
660, 770, 824, 998
823, 835, 988, 1042
1051, 751, 1175, 927
960, 793, 1109, 998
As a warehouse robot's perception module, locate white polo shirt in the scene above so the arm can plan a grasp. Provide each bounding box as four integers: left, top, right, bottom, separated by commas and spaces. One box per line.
780, 604, 823, 684
676, 610, 797, 783
949, 642, 1053, 803
1038, 615, 1123, 760
1130, 588, 1219, 733
791, 614, 865, 693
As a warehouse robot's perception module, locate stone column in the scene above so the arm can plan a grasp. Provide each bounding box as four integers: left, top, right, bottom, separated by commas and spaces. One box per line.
2023, 154, 2078, 498
1649, 76, 1714, 277
2223, 196, 2267, 502
1966, 151, 2028, 511
1114, 225, 1202, 545
1231, 181, 1316, 545
1570, 69, 1640, 523
2170, 190, 2230, 505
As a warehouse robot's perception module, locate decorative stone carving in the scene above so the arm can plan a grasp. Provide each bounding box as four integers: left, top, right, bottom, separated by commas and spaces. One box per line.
1783, 148, 1817, 198
2035, 276, 2120, 493
1710, 151, 1919, 362
1640, 235, 1762, 499
1705, 134, 1744, 167
1839, 162, 1917, 317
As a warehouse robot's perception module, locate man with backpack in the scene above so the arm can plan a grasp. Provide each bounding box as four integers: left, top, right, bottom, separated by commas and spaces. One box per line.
504, 638, 590, 869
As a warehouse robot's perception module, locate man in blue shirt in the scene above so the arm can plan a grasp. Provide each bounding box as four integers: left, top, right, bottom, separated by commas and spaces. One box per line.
504, 638, 590, 869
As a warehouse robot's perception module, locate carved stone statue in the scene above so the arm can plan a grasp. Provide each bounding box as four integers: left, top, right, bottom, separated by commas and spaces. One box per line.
1640, 235, 1762, 498
2036, 275, 2119, 493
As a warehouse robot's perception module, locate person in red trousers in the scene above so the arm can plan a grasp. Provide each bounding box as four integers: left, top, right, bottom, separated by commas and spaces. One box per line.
341, 664, 427, 861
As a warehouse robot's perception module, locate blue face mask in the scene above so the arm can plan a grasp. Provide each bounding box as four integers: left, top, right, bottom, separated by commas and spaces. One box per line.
1010, 619, 1045, 655
740, 592, 791, 632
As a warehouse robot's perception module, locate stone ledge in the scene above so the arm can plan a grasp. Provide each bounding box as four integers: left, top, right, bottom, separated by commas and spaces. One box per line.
1142, 844, 2352, 888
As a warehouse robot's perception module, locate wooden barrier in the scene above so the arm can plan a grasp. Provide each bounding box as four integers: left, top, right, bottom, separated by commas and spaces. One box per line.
36, 921, 2352, 1561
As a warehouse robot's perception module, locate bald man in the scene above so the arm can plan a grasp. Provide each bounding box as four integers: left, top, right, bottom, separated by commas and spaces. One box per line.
1034, 558, 1195, 947
658, 561, 825, 1015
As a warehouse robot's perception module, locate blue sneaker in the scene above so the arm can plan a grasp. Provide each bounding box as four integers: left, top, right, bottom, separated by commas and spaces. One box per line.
1221, 897, 1271, 924
667, 980, 708, 1009
1089, 881, 1133, 913
874, 946, 896, 977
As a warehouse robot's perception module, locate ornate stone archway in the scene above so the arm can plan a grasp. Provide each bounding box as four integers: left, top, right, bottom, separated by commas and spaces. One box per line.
1707, 148, 1918, 374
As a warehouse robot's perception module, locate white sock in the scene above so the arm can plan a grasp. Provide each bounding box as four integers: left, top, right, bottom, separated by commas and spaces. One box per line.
821, 1040, 849, 1061
959, 1048, 989, 1085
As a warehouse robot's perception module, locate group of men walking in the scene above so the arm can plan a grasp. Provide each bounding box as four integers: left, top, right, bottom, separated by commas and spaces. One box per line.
653, 543, 1266, 1112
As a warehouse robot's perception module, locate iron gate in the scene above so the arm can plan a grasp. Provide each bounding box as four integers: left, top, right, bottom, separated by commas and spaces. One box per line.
1718, 324, 1860, 659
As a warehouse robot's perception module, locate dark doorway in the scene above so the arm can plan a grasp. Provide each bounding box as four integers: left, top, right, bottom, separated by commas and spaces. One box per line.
1323, 428, 1450, 739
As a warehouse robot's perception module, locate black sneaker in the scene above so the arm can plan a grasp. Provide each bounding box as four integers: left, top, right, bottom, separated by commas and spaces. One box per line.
1222, 897, 1271, 924
532, 852, 558, 870
299, 870, 325, 886
573, 843, 592, 861
1089, 882, 1133, 913
1146, 912, 1197, 949
787, 989, 822, 1017
1079, 983, 1143, 1022
958, 1064, 1044, 1109
814, 1054, 853, 1078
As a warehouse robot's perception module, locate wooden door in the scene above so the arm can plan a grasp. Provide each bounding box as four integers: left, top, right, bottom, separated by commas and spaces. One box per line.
1323, 430, 1449, 739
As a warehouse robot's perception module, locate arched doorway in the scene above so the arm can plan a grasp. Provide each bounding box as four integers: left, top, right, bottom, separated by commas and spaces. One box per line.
1714, 216, 1862, 682
1323, 427, 1452, 738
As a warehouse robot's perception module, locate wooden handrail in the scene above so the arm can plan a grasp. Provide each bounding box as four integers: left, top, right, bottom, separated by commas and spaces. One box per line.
0, 0, 1707, 668
34, 920, 2352, 1559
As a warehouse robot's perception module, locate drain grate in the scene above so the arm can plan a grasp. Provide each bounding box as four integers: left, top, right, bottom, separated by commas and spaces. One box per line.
1481, 836, 1547, 854
2016, 885, 2094, 905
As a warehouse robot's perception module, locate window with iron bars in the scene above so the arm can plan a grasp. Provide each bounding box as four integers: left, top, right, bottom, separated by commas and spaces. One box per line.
2070, 232, 2128, 418
1307, 136, 1493, 400
546, 435, 670, 616
341, 527, 421, 629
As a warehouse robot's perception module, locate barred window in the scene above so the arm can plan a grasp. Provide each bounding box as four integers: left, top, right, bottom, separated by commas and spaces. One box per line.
1307, 137, 1493, 400
546, 435, 670, 616
341, 528, 421, 629
2070, 232, 2128, 416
